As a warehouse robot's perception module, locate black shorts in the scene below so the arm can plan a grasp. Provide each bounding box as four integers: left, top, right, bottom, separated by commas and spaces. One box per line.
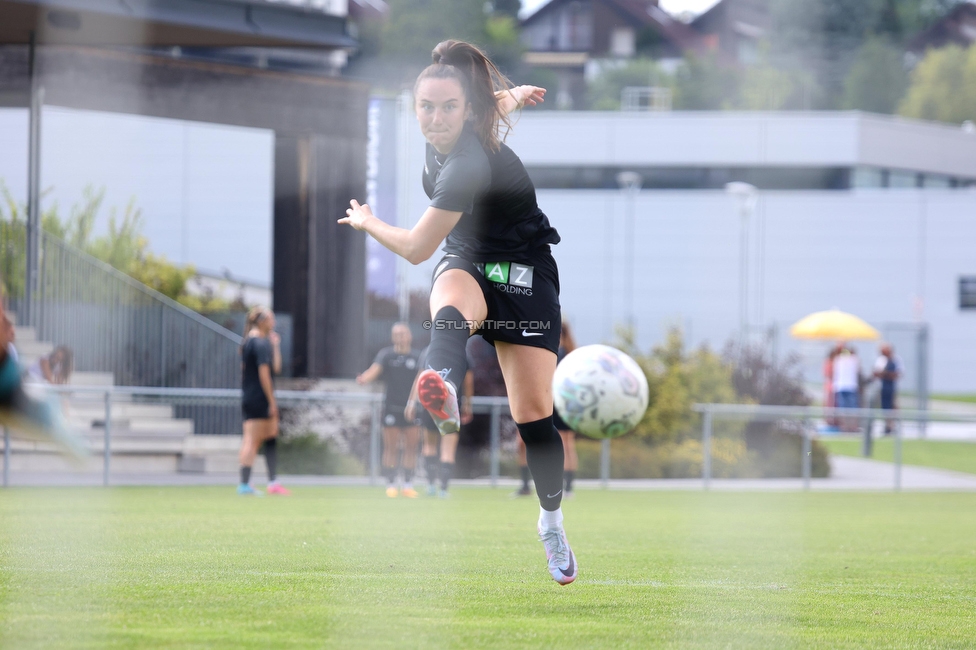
432, 248, 561, 354
382, 405, 412, 428
242, 399, 270, 421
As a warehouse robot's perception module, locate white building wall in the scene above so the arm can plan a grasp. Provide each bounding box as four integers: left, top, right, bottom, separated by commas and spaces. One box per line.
541, 188, 976, 392
505, 111, 976, 173
394, 109, 976, 392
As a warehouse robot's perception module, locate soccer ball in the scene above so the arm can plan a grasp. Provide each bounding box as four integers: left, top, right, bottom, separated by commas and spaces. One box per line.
553, 344, 649, 439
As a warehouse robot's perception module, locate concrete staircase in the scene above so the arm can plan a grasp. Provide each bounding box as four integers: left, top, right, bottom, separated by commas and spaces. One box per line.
3, 321, 219, 474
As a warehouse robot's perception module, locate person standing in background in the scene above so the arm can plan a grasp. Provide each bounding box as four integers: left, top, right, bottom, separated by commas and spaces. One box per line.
823, 345, 840, 428
237, 306, 287, 496
874, 343, 902, 435
833, 344, 861, 432
357, 323, 422, 498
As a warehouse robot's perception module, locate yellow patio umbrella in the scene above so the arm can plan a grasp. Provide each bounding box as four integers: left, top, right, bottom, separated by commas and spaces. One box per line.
789, 309, 880, 341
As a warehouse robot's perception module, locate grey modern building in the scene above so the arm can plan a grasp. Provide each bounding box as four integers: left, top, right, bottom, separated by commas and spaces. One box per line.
394, 111, 976, 392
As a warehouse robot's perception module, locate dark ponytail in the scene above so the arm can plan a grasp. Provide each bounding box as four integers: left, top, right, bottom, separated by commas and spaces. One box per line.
415, 40, 512, 152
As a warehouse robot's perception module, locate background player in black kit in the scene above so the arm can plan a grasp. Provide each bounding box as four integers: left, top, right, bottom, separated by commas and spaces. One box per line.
357, 322, 422, 498
238, 306, 288, 496
339, 39, 577, 585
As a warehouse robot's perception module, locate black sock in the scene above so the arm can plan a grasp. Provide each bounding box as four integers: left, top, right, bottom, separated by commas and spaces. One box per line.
384, 466, 397, 485
517, 416, 564, 511
424, 455, 439, 485
240, 465, 251, 485
263, 438, 278, 482
440, 462, 454, 490
403, 467, 414, 483
565, 470, 575, 492
426, 306, 469, 391
520, 465, 531, 490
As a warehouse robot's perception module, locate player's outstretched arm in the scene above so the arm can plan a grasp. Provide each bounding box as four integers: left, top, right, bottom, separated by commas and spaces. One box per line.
496, 85, 546, 116
356, 363, 383, 385
339, 200, 462, 265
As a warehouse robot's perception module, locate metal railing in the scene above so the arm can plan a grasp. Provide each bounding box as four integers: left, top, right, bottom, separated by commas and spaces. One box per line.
1, 386, 516, 487
694, 403, 976, 491
4, 229, 242, 388
5, 387, 975, 491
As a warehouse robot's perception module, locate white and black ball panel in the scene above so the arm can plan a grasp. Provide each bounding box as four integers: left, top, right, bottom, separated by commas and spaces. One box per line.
552, 344, 649, 439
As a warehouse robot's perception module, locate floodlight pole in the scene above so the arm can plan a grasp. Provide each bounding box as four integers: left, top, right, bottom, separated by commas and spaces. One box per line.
725, 182, 758, 350
25, 32, 43, 328
395, 90, 413, 321
616, 171, 641, 333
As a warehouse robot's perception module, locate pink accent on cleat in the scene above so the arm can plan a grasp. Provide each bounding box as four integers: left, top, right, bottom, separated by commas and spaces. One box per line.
267, 483, 291, 495
416, 369, 460, 435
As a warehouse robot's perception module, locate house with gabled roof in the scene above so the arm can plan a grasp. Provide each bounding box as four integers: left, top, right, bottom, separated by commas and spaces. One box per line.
520, 0, 708, 108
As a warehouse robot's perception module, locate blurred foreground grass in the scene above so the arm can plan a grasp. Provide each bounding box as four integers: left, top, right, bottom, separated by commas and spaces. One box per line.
2, 487, 975, 649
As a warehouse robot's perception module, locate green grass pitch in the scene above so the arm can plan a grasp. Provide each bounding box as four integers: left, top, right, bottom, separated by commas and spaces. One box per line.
821, 438, 976, 476
2, 487, 976, 649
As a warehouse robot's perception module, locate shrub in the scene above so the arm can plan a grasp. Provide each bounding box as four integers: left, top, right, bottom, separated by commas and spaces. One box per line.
275, 433, 365, 476
727, 337, 830, 478
575, 436, 751, 479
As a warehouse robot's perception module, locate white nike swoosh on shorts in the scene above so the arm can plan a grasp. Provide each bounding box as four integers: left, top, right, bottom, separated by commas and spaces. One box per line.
522, 330, 543, 337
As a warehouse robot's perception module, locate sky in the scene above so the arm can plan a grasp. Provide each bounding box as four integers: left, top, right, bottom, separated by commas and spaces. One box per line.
520, 0, 722, 20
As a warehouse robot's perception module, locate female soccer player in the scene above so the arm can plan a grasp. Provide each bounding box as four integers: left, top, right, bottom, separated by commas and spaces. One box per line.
237, 306, 289, 496
356, 322, 422, 498
339, 39, 576, 585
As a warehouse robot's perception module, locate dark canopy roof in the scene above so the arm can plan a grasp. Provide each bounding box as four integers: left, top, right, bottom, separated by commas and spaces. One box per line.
0, 0, 356, 48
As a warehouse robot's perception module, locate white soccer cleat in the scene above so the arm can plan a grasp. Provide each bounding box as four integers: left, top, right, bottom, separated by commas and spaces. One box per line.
539, 523, 578, 585
416, 369, 460, 435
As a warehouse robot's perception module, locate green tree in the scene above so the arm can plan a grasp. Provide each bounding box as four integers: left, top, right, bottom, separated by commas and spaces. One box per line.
842, 37, 909, 113
619, 327, 739, 446
586, 58, 672, 110
673, 53, 740, 110
0, 182, 232, 313
357, 0, 525, 86
735, 60, 807, 110
898, 44, 976, 123
767, 0, 966, 109
490, 0, 521, 19
381, 0, 486, 64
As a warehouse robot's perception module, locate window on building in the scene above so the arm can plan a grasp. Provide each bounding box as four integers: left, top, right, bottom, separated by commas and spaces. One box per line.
526, 166, 849, 190
922, 174, 952, 188
852, 167, 885, 188
610, 28, 636, 57
961, 277, 976, 310
888, 170, 919, 188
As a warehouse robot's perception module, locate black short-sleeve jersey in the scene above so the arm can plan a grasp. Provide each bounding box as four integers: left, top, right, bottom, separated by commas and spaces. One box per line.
241, 337, 273, 405
373, 346, 420, 409
422, 124, 560, 261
